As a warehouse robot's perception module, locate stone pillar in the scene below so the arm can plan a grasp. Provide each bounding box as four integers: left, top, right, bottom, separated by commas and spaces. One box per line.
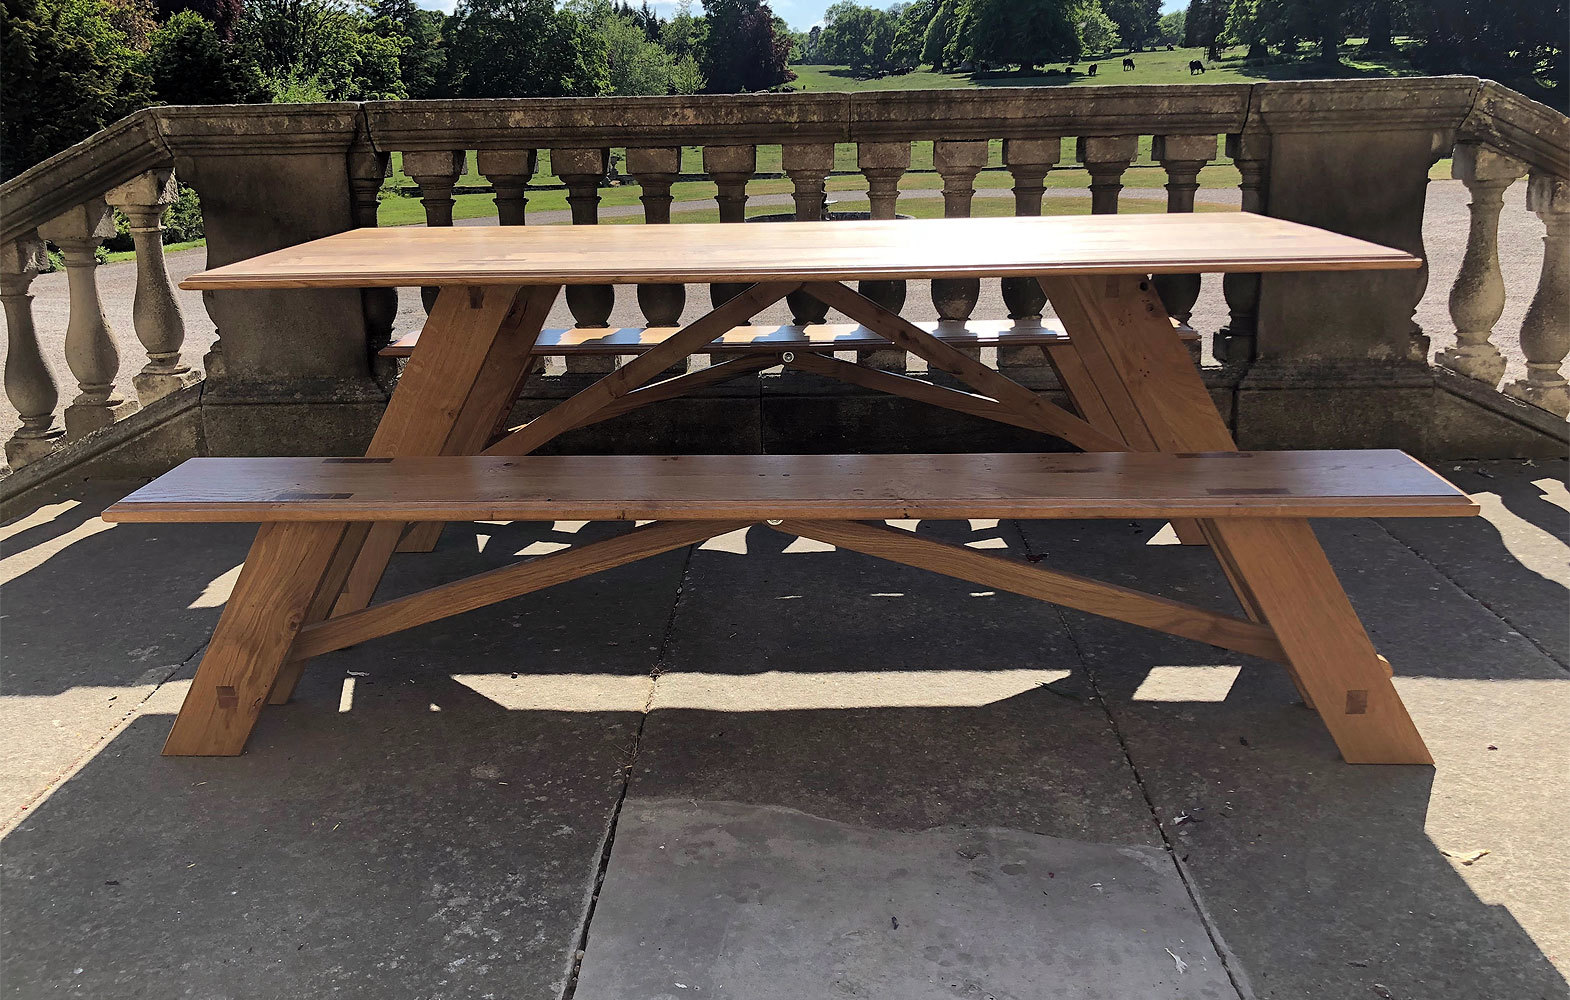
930, 140, 988, 337
1217, 132, 1269, 364
1239, 80, 1473, 451
999, 138, 1059, 332
163, 105, 379, 456
552, 148, 614, 373
857, 141, 911, 369
626, 146, 686, 329
703, 145, 756, 311
478, 148, 536, 227
38, 199, 138, 438
3, 235, 63, 467
1504, 171, 1570, 417
1151, 135, 1213, 328
1435, 143, 1528, 387
1077, 135, 1137, 215
348, 146, 397, 360
103, 168, 200, 405
782, 143, 834, 325
402, 149, 465, 314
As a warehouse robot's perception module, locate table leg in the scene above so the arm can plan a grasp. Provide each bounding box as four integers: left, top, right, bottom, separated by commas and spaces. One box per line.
330, 285, 558, 615
163, 522, 345, 755
1041, 275, 1425, 763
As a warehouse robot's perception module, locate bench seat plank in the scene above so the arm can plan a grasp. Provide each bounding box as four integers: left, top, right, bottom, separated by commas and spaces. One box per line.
103, 451, 1477, 524
379, 318, 1199, 358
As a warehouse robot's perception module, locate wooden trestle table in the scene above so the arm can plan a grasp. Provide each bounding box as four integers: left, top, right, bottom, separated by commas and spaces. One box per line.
130, 213, 1474, 763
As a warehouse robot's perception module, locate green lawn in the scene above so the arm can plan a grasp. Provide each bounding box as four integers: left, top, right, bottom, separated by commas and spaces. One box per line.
789, 42, 1425, 90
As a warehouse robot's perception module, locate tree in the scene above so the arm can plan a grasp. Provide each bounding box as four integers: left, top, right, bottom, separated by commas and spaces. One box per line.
662, 0, 698, 56
669, 51, 704, 92
1224, 0, 1267, 58
1156, 7, 1183, 43
144, 9, 269, 103
1184, 0, 1224, 59
698, 0, 792, 92
1076, 0, 1120, 55
919, 0, 955, 69
1102, 0, 1158, 50
600, 3, 676, 93
441, 0, 609, 97
819, 1, 899, 76
956, 0, 1082, 71
366, 0, 445, 98
890, 0, 933, 69
1414, 0, 1566, 108
155, 0, 240, 38
1, 0, 153, 178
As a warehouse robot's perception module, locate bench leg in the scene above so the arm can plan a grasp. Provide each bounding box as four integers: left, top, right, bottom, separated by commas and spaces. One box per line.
164, 522, 344, 756
267, 523, 370, 705
1208, 518, 1431, 765
331, 285, 558, 613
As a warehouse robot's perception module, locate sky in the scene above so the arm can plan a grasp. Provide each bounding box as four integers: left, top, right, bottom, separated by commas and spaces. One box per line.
415, 0, 1188, 35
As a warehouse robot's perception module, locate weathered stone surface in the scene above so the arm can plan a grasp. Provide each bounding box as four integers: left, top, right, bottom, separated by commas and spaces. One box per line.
574, 801, 1235, 999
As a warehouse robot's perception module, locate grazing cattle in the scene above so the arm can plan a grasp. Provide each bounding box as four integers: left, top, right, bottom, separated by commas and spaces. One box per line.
1064, 66, 1076, 74
1166, 43, 1175, 50
1087, 63, 1098, 76
1189, 60, 1206, 73
1122, 57, 1136, 71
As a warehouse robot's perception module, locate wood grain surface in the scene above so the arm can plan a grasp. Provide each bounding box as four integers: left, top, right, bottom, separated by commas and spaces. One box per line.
179, 214, 1422, 290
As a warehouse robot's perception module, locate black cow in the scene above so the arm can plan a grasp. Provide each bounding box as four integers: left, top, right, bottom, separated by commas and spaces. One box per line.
1122, 57, 1136, 71
1087, 63, 1098, 76
1188, 60, 1206, 74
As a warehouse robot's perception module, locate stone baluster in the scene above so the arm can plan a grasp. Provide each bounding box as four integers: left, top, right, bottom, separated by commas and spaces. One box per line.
1151, 135, 1215, 329
626, 147, 685, 328
1435, 143, 1528, 387
3, 234, 63, 467
1077, 136, 1137, 215
782, 143, 834, 325
102, 168, 199, 405
348, 148, 398, 360
857, 141, 912, 370
703, 145, 757, 312
550, 147, 615, 373
1504, 171, 1570, 417
930, 140, 988, 345
402, 149, 465, 313
999, 138, 1059, 349
478, 148, 536, 227
38, 199, 138, 438
1217, 133, 1268, 364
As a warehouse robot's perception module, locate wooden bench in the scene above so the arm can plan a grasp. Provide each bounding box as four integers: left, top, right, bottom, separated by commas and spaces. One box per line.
379, 318, 1202, 359
105, 449, 1475, 763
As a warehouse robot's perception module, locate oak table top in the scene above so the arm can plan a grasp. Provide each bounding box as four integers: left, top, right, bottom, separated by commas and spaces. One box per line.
179, 213, 1421, 290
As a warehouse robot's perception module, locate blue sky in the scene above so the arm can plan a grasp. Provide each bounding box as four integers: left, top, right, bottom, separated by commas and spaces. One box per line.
415, 0, 1188, 34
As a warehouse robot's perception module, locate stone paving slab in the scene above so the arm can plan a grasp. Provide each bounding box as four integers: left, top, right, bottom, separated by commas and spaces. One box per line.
2, 464, 1566, 998
573, 799, 1236, 1000
1, 512, 687, 1000
1016, 498, 1570, 999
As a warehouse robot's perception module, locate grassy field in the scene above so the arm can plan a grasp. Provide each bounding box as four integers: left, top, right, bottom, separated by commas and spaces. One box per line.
789, 42, 1424, 90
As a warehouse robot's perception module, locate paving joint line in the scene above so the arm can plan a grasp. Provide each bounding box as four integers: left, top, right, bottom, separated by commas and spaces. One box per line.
1, 636, 209, 834
1013, 519, 1254, 1000
561, 537, 698, 999
1373, 517, 1569, 674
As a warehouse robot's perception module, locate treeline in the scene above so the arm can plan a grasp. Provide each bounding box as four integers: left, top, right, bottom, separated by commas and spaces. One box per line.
1183, 0, 1565, 94
797, 0, 1175, 76
0, 0, 796, 178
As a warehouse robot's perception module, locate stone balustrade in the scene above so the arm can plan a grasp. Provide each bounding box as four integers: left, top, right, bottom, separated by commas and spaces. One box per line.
1, 80, 1566, 485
